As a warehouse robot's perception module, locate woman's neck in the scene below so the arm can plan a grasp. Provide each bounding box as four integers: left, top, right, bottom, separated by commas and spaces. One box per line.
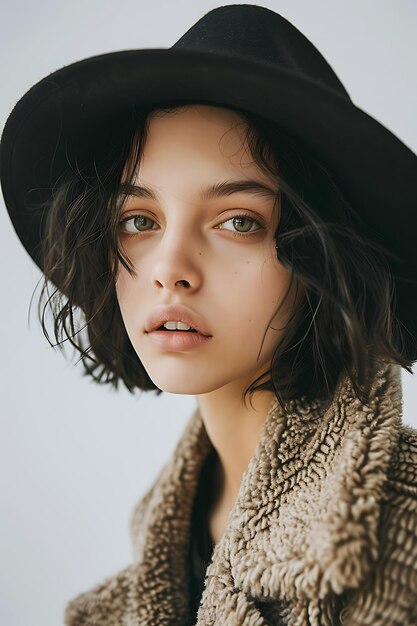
196, 389, 277, 513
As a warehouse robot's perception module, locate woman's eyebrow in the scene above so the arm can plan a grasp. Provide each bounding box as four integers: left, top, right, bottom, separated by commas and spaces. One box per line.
118, 179, 278, 202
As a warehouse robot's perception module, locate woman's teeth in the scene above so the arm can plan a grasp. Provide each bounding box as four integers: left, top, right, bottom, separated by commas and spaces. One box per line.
159, 321, 197, 332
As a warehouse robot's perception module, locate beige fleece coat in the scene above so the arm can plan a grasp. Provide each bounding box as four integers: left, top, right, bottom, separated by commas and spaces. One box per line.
64, 362, 417, 625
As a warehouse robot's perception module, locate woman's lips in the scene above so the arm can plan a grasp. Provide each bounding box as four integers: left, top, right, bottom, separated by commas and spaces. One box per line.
145, 304, 212, 337
146, 330, 212, 351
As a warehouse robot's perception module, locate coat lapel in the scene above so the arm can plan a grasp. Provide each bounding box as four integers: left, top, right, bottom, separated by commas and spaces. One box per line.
65, 361, 403, 626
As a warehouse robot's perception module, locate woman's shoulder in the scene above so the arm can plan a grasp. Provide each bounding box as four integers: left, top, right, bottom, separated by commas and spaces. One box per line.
385, 422, 417, 498
377, 423, 417, 614
338, 422, 417, 625
381, 422, 417, 552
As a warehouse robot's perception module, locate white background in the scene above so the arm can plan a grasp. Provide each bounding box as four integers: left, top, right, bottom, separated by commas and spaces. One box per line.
1, 2, 416, 625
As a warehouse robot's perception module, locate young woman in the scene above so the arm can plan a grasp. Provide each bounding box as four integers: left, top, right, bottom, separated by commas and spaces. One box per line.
1, 5, 417, 625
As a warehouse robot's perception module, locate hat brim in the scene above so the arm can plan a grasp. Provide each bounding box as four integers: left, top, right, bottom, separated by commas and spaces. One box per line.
1, 48, 417, 353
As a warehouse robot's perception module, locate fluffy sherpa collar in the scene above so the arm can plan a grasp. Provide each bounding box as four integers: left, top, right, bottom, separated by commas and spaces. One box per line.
65, 362, 403, 626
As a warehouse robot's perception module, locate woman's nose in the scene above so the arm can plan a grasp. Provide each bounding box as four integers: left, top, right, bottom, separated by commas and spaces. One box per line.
149, 236, 202, 292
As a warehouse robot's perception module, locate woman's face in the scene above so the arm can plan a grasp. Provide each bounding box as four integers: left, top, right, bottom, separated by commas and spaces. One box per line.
115, 104, 297, 396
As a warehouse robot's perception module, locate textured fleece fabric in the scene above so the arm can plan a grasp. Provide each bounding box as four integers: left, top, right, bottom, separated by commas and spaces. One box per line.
64, 362, 417, 625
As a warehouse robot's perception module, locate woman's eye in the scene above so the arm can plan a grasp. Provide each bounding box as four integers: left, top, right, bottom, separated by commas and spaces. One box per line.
119, 215, 157, 235
118, 213, 264, 237
216, 214, 263, 235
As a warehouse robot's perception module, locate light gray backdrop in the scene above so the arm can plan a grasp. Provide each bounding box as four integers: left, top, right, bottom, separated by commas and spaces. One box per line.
1, 2, 416, 625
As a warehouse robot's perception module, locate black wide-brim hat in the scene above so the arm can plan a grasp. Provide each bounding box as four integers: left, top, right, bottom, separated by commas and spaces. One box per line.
1, 4, 417, 357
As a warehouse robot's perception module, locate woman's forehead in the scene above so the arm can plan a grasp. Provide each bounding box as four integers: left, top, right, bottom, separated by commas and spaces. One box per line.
148, 103, 245, 127
143, 107, 248, 157
122, 105, 276, 190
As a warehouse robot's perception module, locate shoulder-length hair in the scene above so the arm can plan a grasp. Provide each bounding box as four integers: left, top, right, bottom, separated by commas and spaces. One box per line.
36, 101, 413, 414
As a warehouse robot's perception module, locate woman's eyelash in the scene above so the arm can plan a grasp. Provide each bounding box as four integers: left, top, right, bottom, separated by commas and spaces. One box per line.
216, 213, 265, 236
118, 212, 265, 238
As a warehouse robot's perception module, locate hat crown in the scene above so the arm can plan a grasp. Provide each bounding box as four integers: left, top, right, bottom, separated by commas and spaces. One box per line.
172, 4, 351, 100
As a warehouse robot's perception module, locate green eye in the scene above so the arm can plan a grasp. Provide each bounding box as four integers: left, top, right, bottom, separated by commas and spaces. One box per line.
119, 215, 156, 234
118, 212, 265, 238
217, 215, 262, 234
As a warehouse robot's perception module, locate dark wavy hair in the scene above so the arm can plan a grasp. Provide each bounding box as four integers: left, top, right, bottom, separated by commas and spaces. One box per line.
35, 101, 413, 415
